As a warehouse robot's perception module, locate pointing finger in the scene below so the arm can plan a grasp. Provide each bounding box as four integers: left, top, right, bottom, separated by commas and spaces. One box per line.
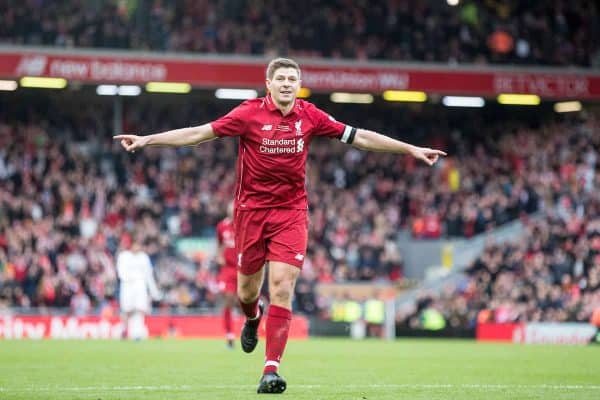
113, 134, 135, 140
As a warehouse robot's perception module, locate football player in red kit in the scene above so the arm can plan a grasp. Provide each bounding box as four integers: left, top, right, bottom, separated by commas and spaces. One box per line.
216, 202, 237, 348
115, 57, 445, 393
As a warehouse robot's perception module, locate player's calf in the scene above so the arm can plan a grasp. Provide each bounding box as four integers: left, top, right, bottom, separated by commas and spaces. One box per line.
241, 300, 264, 353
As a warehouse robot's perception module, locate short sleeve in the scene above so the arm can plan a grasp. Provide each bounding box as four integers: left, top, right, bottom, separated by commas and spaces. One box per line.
211, 101, 251, 137
309, 104, 356, 144
309, 104, 352, 141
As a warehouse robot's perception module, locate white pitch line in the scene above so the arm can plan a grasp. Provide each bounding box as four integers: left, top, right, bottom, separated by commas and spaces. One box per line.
1, 383, 600, 392
352, 384, 600, 390
0, 385, 193, 392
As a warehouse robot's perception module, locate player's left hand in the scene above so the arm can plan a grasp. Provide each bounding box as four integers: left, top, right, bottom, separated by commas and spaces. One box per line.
410, 146, 447, 166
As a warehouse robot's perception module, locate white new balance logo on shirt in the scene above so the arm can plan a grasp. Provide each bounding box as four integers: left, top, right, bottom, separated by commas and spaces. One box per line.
261, 124, 273, 131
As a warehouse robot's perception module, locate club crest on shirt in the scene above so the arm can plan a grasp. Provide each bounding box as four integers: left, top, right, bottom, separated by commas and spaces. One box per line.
295, 120, 303, 136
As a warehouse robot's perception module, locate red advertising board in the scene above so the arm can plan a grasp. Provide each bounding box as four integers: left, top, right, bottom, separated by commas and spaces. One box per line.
477, 323, 597, 345
0, 315, 309, 340
476, 323, 523, 342
1, 48, 599, 98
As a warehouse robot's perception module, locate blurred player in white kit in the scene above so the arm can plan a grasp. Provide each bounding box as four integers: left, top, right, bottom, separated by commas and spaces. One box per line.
116, 235, 161, 340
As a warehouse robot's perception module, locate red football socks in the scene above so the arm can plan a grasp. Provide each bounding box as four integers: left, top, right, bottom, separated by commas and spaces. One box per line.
263, 305, 292, 375
239, 297, 260, 325
223, 307, 232, 336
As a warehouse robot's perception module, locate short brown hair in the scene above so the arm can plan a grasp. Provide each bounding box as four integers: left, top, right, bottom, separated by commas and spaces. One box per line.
266, 58, 301, 80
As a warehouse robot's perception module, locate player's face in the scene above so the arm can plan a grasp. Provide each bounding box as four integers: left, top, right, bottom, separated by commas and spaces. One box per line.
266, 68, 301, 106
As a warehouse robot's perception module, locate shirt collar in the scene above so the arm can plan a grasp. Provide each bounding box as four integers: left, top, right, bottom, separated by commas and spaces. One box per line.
265, 94, 301, 116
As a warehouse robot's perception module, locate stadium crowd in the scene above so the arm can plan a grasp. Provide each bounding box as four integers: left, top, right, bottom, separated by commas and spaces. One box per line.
0, 0, 598, 67
0, 90, 597, 321
398, 114, 600, 328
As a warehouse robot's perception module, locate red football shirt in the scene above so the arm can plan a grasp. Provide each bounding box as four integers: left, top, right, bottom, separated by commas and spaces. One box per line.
211, 95, 352, 209
216, 217, 236, 268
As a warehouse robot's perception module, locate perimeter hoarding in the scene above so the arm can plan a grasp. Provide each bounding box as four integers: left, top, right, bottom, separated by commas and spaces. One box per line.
477, 323, 598, 345
0, 315, 308, 340
1, 48, 599, 98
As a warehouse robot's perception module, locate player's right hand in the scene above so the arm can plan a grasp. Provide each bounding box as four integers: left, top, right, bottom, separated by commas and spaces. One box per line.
113, 134, 148, 152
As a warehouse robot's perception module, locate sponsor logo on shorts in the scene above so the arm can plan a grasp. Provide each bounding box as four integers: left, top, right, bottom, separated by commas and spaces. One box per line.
237, 253, 242, 267
294, 253, 304, 261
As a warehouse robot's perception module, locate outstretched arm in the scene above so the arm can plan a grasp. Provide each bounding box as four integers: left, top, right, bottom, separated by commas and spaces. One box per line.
351, 129, 446, 166
113, 123, 217, 152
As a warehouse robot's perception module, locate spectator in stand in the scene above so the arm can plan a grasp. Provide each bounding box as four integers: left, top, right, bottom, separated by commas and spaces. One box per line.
70, 286, 91, 317
399, 197, 600, 329
0, 0, 597, 66
0, 93, 598, 319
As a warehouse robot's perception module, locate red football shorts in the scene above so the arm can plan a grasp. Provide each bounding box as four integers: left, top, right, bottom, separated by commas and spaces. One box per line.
234, 208, 308, 275
218, 266, 237, 294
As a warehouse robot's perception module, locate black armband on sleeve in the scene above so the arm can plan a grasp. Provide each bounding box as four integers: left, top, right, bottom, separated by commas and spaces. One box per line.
339, 125, 357, 144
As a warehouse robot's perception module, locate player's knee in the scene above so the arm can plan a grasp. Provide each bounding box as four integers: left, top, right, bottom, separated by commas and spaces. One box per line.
271, 287, 292, 304
270, 278, 294, 304
224, 293, 236, 307
237, 289, 258, 303
237, 282, 259, 303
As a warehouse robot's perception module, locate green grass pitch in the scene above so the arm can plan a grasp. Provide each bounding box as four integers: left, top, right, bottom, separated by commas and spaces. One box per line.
1, 338, 598, 399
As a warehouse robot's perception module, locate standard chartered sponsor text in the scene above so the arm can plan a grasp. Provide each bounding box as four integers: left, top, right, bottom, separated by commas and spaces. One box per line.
260, 137, 300, 154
